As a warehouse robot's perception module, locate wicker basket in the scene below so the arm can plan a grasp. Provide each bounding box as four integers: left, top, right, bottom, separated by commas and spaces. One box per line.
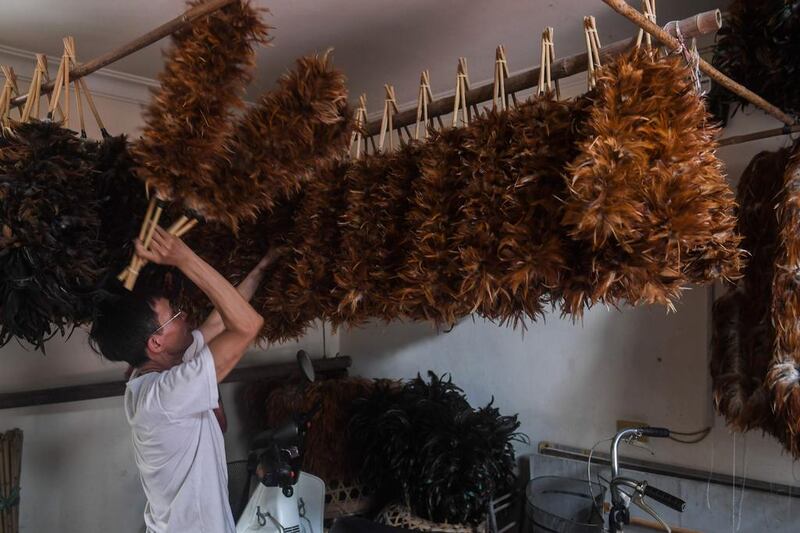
376, 503, 486, 533
324, 479, 376, 520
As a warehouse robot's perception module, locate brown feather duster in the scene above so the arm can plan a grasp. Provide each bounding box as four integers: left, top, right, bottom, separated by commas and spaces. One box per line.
767, 142, 800, 448
397, 127, 472, 325
563, 48, 743, 309
132, 0, 269, 215
499, 93, 595, 320
262, 377, 375, 482
253, 163, 349, 343
711, 148, 789, 442
212, 51, 353, 228
452, 107, 517, 322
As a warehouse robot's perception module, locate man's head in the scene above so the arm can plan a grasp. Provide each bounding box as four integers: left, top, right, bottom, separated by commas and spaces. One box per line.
89, 288, 193, 369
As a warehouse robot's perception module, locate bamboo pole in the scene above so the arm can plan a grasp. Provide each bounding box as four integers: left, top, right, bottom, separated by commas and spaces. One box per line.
363, 8, 723, 136
1, 434, 8, 533
9, 0, 237, 110
718, 124, 800, 147
11, 432, 20, 533
602, 0, 796, 126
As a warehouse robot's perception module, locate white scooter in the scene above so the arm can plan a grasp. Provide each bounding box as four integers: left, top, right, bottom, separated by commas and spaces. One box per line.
236, 351, 325, 533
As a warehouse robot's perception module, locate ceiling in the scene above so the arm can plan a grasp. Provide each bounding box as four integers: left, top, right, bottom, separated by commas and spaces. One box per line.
1, 0, 725, 112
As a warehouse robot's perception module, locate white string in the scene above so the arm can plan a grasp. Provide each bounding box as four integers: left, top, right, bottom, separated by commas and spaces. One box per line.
731, 432, 736, 533
736, 435, 747, 531
706, 437, 715, 510
672, 24, 702, 95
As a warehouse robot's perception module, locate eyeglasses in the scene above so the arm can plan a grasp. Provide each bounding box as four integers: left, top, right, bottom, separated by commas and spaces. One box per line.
151, 309, 183, 337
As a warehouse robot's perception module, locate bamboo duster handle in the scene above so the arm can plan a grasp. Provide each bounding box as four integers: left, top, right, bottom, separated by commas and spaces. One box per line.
20, 58, 43, 123
118, 197, 157, 281
47, 54, 66, 119
119, 216, 199, 282
602, 0, 796, 125
0, 67, 22, 119
64, 37, 108, 136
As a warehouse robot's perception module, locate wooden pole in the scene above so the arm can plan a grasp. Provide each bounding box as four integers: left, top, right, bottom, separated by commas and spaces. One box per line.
718, 124, 800, 147
602, 0, 796, 126
363, 8, 723, 137
0, 356, 352, 410
9, 0, 237, 110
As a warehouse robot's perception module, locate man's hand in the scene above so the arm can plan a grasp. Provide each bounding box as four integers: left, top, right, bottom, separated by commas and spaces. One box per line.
255, 246, 286, 272
198, 248, 281, 345
134, 226, 193, 268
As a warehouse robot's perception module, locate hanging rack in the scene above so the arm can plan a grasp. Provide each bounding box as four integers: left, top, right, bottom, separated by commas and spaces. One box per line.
602, 0, 795, 126
9, 0, 238, 111
363, 8, 723, 137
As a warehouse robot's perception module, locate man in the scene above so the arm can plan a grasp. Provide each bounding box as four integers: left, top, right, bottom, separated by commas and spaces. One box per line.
89, 226, 276, 532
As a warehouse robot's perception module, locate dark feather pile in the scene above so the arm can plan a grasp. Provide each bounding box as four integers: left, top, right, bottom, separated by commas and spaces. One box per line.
397, 128, 472, 325
215, 51, 353, 228
262, 377, 375, 482
767, 142, 800, 449
334, 143, 421, 326
349, 372, 524, 525
563, 48, 743, 309
132, 0, 268, 220
708, 0, 800, 122
0, 120, 102, 348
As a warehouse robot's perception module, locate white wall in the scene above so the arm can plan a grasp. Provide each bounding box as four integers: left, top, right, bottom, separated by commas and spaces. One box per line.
340, 108, 800, 491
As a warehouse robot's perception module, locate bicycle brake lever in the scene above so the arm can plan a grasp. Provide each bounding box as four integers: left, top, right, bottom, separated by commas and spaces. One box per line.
633, 490, 671, 533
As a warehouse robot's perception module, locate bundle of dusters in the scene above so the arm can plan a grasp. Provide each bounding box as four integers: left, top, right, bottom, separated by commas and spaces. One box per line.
0, 120, 103, 349
131, 0, 269, 226
170, 45, 744, 342
259, 377, 376, 483
348, 372, 525, 525
708, 0, 800, 122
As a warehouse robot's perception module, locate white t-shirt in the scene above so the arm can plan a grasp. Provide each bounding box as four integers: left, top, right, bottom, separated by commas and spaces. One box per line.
124, 330, 234, 533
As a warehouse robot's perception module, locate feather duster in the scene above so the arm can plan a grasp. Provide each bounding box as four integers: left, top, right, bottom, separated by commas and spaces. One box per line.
262, 377, 375, 482
397, 128, 472, 325
253, 193, 318, 343
132, 0, 268, 218
563, 47, 742, 309
708, 0, 800, 122
334, 143, 421, 326
711, 148, 790, 442
453, 107, 518, 322
499, 93, 594, 320
214, 51, 353, 228
0, 120, 103, 348
767, 142, 800, 448
286, 162, 349, 324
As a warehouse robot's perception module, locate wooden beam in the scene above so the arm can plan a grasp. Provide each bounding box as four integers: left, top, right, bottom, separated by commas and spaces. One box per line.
0, 356, 351, 410
364, 9, 722, 137
9, 0, 238, 110
602, 0, 795, 126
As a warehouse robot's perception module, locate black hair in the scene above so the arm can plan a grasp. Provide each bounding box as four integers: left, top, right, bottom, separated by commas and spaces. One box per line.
88, 285, 164, 367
